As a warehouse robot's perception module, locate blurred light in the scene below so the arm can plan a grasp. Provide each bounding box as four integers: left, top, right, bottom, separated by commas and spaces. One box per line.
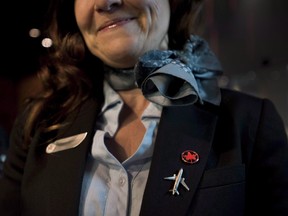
41, 38, 53, 48
231, 83, 241, 91
0, 154, 6, 163
29, 28, 41, 38
218, 75, 230, 87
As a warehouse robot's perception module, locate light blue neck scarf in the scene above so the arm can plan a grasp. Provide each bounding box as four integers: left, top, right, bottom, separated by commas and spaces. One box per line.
105, 35, 223, 106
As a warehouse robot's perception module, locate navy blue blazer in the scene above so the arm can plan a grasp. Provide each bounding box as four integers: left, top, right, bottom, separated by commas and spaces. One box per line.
1, 88, 288, 216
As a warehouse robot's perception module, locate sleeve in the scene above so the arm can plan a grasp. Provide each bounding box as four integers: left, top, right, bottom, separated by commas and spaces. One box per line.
0, 110, 29, 215
246, 99, 288, 215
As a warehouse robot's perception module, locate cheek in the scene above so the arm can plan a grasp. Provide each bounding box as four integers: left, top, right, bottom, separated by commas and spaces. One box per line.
129, 0, 149, 6
74, 0, 95, 31
151, 0, 170, 33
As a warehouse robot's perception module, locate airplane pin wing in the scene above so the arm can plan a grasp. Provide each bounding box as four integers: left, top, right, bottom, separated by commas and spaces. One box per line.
164, 168, 190, 195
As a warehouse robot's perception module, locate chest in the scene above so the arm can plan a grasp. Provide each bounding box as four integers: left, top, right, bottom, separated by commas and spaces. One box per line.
106, 118, 146, 162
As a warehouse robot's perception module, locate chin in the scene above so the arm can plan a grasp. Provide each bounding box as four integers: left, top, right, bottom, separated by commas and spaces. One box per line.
93, 35, 146, 67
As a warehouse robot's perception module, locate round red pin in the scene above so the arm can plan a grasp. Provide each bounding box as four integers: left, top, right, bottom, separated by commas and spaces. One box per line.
181, 150, 199, 164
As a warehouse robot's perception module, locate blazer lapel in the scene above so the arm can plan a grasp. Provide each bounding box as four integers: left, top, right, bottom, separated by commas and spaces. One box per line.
140, 104, 218, 216
43, 99, 98, 215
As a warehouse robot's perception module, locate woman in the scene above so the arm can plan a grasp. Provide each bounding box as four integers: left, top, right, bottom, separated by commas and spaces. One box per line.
1, 0, 288, 215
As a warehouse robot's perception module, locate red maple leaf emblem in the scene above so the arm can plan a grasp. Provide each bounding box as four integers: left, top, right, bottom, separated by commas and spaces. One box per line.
181, 150, 199, 164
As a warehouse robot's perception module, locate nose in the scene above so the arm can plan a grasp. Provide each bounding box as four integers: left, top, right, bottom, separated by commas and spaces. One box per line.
94, 0, 122, 13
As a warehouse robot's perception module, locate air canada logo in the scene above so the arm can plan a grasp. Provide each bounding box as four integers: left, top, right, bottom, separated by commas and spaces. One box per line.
181, 150, 199, 164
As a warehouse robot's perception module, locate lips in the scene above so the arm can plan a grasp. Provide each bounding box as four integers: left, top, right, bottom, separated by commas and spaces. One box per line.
97, 17, 135, 32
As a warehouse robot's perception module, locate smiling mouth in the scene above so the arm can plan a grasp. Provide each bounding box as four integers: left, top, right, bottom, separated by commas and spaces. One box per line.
98, 18, 135, 32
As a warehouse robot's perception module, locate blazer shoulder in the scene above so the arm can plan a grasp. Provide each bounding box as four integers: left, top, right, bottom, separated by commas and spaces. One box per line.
194, 88, 276, 119
220, 88, 272, 110
218, 88, 284, 126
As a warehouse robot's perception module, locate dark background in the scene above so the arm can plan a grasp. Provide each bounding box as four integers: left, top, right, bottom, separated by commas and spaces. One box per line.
1, 0, 288, 147
203, 0, 288, 135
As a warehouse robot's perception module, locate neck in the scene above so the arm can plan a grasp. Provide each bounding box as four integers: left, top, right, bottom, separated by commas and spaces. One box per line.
118, 89, 150, 117
104, 65, 137, 91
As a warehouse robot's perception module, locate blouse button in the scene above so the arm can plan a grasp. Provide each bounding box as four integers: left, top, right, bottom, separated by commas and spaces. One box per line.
119, 177, 126, 186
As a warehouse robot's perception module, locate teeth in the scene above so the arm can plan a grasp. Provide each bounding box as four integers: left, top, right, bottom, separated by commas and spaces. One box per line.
108, 24, 117, 29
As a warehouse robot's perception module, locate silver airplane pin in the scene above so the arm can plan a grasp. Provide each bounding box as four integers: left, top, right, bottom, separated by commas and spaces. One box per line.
164, 168, 190, 195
